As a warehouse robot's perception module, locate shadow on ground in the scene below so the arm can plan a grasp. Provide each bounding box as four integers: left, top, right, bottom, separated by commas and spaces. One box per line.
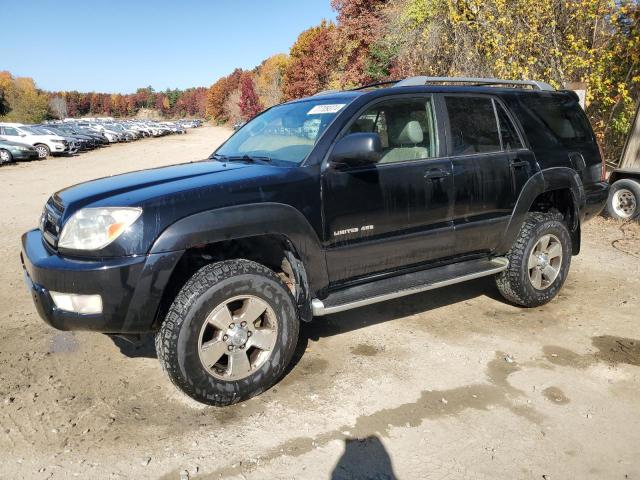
331, 435, 397, 480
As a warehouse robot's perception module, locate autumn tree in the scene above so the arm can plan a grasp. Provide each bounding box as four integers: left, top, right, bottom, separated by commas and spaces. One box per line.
282, 21, 337, 100
48, 96, 68, 119
223, 88, 243, 125
331, 0, 389, 87
239, 74, 263, 120
0, 74, 49, 123
375, 0, 640, 160
206, 68, 244, 122
255, 54, 289, 107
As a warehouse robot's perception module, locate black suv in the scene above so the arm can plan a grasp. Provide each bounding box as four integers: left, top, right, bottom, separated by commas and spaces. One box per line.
21, 77, 609, 406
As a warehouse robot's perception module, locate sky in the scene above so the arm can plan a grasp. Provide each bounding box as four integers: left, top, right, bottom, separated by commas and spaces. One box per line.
0, 0, 335, 93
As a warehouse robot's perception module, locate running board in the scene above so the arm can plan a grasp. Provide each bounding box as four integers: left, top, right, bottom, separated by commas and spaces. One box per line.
312, 257, 508, 316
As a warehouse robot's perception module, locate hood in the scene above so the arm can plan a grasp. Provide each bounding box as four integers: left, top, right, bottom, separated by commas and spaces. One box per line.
27, 133, 65, 141
54, 160, 255, 214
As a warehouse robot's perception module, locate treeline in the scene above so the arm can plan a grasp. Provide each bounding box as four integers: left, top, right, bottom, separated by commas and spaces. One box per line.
0, 71, 207, 123
206, 0, 640, 161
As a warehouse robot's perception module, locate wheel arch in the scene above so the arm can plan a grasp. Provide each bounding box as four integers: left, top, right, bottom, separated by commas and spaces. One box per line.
148, 203, 327, 327
497, 168, 584, 255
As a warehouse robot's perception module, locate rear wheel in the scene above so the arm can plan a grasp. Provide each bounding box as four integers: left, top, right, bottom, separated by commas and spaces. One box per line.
606, 179, 640, 220
0, 149, 12, 164
156, 259, 299, 406
496, 212, 571, 307
34, 144, 50, 159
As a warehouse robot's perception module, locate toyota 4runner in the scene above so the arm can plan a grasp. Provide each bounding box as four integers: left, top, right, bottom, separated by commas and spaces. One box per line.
21, 77, 610, 405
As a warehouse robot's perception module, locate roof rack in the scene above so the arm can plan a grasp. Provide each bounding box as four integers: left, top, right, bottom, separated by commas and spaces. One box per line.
393, 76, 554, 91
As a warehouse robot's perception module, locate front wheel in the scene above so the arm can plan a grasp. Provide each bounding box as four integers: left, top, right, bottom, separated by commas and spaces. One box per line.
0, 149, 12, 164
34, 144, 50, 159
156, 259, 299, 406
496, 212, 572, 307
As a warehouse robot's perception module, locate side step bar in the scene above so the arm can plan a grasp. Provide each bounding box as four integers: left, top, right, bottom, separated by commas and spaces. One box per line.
312, 257, 509, 316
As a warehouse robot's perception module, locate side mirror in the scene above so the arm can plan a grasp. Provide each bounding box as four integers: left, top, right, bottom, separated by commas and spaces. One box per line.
330, 132, 382, 169
20, 133, 26, 137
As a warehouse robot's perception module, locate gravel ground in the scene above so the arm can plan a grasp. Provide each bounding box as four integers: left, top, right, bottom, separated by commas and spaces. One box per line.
0, 126, 639, 479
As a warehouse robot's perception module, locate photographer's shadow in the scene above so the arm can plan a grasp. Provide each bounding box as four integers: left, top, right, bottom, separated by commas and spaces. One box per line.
331, 435, 397, 480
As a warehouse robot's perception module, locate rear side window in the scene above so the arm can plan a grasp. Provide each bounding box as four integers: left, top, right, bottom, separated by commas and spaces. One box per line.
520, 95, 593, 144
2, 126, 20, 136
445, 96, 501, 155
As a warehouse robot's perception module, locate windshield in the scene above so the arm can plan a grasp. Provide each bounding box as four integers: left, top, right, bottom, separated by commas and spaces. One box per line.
215, 99, 349, 164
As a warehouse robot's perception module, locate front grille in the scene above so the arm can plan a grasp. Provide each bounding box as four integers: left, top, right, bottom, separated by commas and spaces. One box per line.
41, 197, 64, 248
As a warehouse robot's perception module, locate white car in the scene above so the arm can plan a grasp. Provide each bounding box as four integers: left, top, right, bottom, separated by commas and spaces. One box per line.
0, 123, 67, 158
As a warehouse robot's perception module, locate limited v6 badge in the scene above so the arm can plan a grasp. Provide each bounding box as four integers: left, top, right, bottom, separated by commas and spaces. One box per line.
333, 225, 374, 237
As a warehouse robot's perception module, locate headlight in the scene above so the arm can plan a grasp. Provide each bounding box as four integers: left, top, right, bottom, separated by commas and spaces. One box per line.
52, 139, 65, 144
58, 207, 142, 250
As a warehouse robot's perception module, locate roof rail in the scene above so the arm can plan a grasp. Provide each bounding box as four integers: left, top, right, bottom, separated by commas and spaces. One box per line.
350, 80, 400, 91
393, 76, 554, 91
313, 89, 341, 96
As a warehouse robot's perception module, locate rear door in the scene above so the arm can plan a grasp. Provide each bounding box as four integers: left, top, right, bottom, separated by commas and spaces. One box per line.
322, 95, 455, 283
442, 94, 533, 256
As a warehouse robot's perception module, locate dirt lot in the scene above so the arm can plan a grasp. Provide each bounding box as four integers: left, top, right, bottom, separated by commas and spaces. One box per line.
1, 126, 639, 479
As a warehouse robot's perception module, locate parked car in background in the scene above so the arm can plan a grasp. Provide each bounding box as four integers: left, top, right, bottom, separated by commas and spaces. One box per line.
0, 136, 39, 164
0, 123, 68, 158
1, 118, 202, 160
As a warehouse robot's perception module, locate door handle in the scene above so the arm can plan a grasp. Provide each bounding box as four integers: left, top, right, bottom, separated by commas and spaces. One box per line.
424, 168, 451, 180
509, 160, 529, 168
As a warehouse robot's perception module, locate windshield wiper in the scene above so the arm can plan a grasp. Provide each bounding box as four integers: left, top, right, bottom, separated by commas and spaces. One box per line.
224, 154, 272, 164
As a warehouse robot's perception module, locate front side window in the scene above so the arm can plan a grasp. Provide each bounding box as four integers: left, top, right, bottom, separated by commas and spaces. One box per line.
446, 96, 501, 155
348, 97, 438, 164
216, 99, 352, 165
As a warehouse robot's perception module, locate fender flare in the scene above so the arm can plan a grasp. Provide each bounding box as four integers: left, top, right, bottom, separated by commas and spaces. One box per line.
149, 202, 329, 292
496, 167, 585, 254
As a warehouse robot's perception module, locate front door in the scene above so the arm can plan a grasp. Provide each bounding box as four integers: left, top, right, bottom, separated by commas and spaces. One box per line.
322, 96, 455, 284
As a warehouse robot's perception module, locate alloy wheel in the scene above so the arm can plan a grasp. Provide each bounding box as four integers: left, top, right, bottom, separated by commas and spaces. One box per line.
35, 145, 48, 158
198, 295, 278, 380
528, 234, 563, 290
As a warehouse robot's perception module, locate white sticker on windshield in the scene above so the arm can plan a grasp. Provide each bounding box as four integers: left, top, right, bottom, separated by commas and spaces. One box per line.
307, 104, 346, 115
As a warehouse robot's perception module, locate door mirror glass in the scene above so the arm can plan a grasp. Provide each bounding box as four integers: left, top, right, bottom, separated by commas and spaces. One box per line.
330, 132, 382, 168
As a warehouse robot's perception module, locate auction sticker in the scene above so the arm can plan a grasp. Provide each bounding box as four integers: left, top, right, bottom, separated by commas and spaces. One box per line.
307, 104, 346, 115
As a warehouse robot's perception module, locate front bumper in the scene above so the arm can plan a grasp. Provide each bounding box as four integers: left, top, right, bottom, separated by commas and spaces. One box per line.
21, 229, 183, 333
583, 181, 609, 221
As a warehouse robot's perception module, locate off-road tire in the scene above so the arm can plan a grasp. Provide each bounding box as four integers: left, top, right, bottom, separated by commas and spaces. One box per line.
156, 259, 299, 406
605, 179, 640, 220
34, 144, 50, 159
0, 149, 12, 164
495, 212, 571, 307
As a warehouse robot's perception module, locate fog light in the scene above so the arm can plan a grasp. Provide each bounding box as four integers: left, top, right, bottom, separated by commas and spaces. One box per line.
50, 292, 102, 314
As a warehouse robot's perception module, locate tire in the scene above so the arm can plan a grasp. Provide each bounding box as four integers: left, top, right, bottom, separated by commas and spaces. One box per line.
34, 144, 50, 159
156, 259, 299, 406
495, 212, 572, 307
605, 179, 640, 221
0, 149, 12, 164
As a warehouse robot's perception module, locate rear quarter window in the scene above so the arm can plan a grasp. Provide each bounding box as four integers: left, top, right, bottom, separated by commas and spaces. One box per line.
519, 94, 594, 146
